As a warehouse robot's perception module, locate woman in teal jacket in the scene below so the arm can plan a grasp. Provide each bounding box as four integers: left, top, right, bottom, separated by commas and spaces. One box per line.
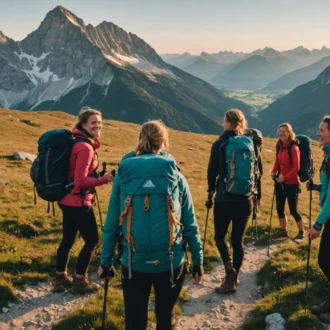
308, 115, 330, 323
98, 120, 203, 330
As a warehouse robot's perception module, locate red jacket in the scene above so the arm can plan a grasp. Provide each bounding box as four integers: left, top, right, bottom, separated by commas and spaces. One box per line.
272, 139, 300, 184
58, 129, 108, 207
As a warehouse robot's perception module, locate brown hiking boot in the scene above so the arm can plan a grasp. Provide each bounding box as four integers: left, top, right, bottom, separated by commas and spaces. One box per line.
235, 272, 240, 286
53, 273, 73, 293
311, 291, 330, 315
215, 263, 237, 294
71, 275, 100, 294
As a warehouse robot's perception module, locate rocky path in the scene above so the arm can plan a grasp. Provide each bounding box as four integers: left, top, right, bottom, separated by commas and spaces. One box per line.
0, 279, 98, 330
0, 244, 275, 330
175, 243, 276, 330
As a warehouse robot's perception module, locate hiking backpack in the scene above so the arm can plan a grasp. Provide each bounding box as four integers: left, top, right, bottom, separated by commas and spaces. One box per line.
245, 128, 263, 161
30, 129, 95, 202
118, 154, 183, 282
225, 136, 256, 195
276, 135, 313, 182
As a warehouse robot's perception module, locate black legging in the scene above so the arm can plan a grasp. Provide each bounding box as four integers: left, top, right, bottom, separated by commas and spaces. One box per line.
318, 222, 330, 282
56, 204, 99, 275
121, 265, 186, 330
275, 183, 302, 222
213, 199, 252, 272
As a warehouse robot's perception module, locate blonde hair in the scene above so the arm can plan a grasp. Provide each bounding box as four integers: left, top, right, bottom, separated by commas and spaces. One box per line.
278, 122, 296, 141
135, 120, 169, 155
73, 106, 102, 131
225, 109, 247, 136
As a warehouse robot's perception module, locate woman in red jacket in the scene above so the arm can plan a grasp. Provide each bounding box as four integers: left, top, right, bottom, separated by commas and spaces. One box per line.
271, 123, 304, 240
54, 107, 114, 294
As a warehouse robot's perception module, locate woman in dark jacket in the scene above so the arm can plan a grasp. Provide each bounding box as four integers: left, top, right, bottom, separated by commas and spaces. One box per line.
308, 116, 330, 323
207, 108, 253, 294
54, 107, 114, 294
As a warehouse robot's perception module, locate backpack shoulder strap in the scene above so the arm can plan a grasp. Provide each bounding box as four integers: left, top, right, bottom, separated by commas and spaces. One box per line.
287, 140, 298, 166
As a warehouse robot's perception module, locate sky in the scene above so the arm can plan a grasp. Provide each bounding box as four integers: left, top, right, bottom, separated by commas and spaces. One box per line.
1, 0, 330, 55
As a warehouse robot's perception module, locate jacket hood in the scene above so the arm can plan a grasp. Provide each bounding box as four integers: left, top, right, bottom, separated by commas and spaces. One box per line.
72, 129, 101, 150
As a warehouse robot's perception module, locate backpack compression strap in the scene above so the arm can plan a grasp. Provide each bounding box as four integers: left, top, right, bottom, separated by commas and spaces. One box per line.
166, 194, 182, 287
226, 151, 236, 193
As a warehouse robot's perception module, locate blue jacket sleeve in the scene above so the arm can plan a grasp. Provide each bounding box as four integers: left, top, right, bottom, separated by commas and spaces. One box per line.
100, 173, 122, 267
178, 173, 203, 266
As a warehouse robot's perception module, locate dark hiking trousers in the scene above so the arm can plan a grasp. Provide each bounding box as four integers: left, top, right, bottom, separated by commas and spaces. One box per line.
275, 183, 302, 222
56, 204, 99, 275
213, 199, 252, 272
318, 221, 330, 282
121, 265, 186, 330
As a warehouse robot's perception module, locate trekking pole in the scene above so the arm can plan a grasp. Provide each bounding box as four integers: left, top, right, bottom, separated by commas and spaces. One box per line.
203, 207, 210, 254
101, 278, 109, 330
252, 193, 258, 240
267, 180, 276, 257
305, 178, 313, 306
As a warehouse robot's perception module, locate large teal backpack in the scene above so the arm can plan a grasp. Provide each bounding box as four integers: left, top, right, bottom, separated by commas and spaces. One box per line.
118, 154, 183, 282
225, 136, 256, 195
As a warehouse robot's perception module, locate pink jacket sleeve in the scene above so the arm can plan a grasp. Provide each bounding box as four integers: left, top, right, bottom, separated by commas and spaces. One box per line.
73, 144, 108, 189
284, 145, 300, 181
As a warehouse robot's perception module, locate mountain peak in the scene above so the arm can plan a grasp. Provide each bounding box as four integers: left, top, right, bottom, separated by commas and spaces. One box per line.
43, 5, 86, 31
0, 31, 8, 44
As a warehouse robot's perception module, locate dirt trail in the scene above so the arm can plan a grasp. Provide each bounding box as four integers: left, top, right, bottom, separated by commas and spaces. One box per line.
0, 277, 99, 330
175, 243, 276, 330
0, 244, 275, 330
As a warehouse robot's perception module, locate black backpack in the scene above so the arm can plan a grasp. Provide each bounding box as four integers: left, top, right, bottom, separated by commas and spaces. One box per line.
276, 135, 313, 182
245, 128, 263, 177
30, 129, 94, 202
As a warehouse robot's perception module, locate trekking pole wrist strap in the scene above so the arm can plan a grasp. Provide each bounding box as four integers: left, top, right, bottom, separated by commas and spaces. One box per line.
100, 265, 115, 278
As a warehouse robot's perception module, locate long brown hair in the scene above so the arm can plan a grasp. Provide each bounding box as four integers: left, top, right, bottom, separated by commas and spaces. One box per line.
73, 106, 102, 131
225, 109, 247, 136
135, 120, 169, 155
278, 123, 295, 141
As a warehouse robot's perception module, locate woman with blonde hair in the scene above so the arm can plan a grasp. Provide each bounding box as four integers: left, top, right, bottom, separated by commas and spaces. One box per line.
207, 109, 253, 294
54, 107, 114, 294
99, 120, 203, 330
271, 122, 304, 239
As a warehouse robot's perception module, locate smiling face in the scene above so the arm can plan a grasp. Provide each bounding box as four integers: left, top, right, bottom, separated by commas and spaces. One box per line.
82, 114, 102, 138
278, 126, 289, 143
317, 121, 330, 146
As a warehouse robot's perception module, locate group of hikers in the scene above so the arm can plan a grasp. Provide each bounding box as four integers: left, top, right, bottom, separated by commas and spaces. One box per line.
30, 107, 330, 329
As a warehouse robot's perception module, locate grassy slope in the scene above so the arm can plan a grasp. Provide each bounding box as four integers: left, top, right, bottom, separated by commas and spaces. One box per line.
0, 108, 326, 329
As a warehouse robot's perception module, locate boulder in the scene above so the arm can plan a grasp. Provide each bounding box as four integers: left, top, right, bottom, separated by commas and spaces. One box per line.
12, 152, 36, 162
265, 313, 285, 330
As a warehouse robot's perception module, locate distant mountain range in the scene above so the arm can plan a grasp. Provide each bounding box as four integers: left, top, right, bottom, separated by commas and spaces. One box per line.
0, 6, 253, 134
259, 65, 330, 136
161, 46, 330, 90
264, 56, 330, 90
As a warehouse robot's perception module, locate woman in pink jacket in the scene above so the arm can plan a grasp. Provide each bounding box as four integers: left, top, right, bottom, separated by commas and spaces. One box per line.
54, 107, 113, 294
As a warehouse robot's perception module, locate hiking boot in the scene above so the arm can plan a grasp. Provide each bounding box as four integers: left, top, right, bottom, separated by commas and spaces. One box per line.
294, 231, 305, 241
235, 272, 240, 286
71, 275, 100, 294
311, 291, 330, 315
320, 312, 330, 324
215, 263, 237, 294
279, 229, 288, 238
53, 273, 73, 293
